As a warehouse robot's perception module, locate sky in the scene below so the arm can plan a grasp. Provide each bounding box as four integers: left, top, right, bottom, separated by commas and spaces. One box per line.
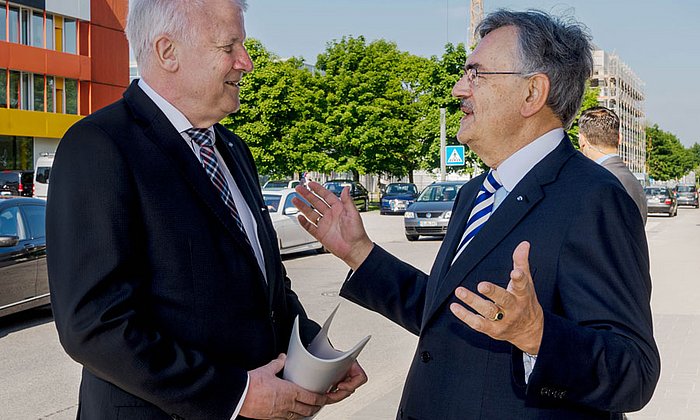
244, 0, 700, 147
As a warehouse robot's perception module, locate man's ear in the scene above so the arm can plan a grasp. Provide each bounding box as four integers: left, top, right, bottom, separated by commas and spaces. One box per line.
154, 36, 179, 73
521, 73, 550, 118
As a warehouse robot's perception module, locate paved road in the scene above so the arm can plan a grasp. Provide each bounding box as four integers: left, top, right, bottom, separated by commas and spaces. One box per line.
1, 206, 699, 419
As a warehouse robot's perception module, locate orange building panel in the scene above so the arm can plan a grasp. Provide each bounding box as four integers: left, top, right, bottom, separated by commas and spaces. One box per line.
91, 0, 129, 32
90, 24, 129, 88
91, 82, 127, 111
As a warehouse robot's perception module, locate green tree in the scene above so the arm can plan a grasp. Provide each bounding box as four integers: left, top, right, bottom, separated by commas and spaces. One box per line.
223, 39, 330, 178
566, 83, 600, 149
646, 124, 694, 181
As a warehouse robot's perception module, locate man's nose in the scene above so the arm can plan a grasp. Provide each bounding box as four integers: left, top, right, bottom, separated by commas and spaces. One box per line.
236, 48, 254, 73
452, 75, 472, 99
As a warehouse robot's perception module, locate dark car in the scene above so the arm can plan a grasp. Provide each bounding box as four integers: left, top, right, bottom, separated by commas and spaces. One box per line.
323, 179, 370, 212
645, 186, 678, 217
0, 170, 34, 197
380, 182, 418, 215
404, 181, 466, 241
0, 197, 48, 318
674, 184, 698, 208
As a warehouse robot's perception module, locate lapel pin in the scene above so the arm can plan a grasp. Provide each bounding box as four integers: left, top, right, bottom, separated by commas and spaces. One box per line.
516, 196, 524, 202
228, 142, 234, 147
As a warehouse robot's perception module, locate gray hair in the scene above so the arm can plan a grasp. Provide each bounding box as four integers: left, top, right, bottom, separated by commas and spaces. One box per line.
579, 106, 620, 148
126, 0, 248, 71
477, 9, 593, 128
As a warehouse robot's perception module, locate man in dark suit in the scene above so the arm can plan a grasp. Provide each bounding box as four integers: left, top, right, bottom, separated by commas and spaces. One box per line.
46, 0, 365, 419
579, 106, 648, 224
294, 9, 659, 419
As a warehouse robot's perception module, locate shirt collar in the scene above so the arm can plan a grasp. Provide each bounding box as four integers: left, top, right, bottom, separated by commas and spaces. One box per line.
595, 153, 618, 165
494, 128, 565, 192
137, 78, 202, 135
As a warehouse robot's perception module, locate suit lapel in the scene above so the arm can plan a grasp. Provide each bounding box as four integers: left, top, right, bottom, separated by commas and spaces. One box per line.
123, 83, 260, 265
423, 138, 576, 325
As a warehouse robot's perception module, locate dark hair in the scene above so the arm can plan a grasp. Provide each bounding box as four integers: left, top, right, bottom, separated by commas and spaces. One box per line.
477, 9, 593, 128
579, 106, 620, 148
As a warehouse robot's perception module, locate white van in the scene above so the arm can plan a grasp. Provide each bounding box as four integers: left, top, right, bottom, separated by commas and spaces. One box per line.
33, 153, 54, 200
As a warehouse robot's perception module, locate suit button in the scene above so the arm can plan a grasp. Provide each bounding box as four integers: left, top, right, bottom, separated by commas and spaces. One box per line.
540, 387, 551, 397
420, 351, 432, 363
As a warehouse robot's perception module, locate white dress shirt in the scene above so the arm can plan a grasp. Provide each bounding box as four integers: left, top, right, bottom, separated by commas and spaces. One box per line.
138, 79, 253, 418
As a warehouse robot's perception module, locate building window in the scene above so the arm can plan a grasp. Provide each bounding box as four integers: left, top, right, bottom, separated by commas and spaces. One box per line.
65, 78, 77, 114
9, 71, 19, 109
20, 8, 29, 45
0, 4, 6, 42
46, 14, 54, 50
0, 136, 33, 170
46, 76, 55, 112
64, 18, 77, 54
20, 73, 29, 110
31, 10, 43, 47
8, 6, 19, 43
0, 69, 6, 108
33, 74, 45, 111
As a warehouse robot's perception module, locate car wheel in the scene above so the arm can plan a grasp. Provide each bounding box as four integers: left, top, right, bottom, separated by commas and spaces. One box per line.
406, 234, 419, 242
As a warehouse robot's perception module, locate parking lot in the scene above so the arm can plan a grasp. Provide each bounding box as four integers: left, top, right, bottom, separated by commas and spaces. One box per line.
1, 207, 700, 419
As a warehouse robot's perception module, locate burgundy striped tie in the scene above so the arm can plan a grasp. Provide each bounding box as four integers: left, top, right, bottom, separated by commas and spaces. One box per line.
187, 128, 250, 245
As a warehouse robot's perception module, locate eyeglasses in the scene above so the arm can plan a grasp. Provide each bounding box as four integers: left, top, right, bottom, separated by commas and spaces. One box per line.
464, 67, 525, 86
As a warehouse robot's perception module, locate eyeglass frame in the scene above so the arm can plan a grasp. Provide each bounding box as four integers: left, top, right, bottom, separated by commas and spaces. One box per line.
463, 66, 527, 86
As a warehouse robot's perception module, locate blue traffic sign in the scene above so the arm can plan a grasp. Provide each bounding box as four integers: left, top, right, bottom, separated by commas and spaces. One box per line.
446, 145, 465, 166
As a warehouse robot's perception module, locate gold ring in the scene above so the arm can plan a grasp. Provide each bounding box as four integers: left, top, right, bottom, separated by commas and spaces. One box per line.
287, 413, 294, 420
492, 309, 505, 322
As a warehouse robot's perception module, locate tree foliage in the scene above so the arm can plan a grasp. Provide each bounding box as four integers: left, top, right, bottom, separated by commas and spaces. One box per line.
646, 124, 695, 181
566, 83, 600, 149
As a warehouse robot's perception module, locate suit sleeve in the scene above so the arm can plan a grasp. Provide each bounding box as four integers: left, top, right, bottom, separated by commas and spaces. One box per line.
47, 121, 246, 419
524, 181, 660, 412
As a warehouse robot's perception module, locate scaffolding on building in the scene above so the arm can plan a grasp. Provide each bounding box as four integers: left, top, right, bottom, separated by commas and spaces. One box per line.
590, 49, 646, 175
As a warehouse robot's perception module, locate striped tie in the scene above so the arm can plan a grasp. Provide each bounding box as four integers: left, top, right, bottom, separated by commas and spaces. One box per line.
453, 170, 502, 262
187, 128, 250, 245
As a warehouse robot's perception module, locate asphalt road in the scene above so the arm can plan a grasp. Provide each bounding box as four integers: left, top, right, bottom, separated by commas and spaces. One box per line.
1, 206, 699, 419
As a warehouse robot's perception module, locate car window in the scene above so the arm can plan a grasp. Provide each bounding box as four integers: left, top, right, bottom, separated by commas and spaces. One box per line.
21, 172, 33, 184
645, 188, 664, 196
35, 167, 50, 184
21, 204, 45, 239
387, 184, 416, 194
283, 193, 297, 212
263, 194, 282, 212
676, 185, 695, 193
0, 206, 27, 239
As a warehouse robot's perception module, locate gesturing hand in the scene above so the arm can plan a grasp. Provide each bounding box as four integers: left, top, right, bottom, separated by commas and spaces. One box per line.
449, 241, 544, 354
293, 182, 374, 270
240, 354, 327, 420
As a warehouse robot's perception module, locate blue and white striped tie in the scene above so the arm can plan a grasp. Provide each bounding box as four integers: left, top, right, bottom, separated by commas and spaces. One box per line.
452, 170, 502, 262
187, 128, 250, 246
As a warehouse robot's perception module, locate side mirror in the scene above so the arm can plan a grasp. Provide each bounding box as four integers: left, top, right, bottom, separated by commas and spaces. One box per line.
0, 235, 20, 247
284, 207, 300, 216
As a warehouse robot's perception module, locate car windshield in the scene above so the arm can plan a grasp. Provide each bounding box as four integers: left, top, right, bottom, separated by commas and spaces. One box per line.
417, 184, 461, 202
324, 182, 351, 194
645, 188, 667, 196
263, 194, 282, 212
677, 185, 696, 193
264, 181, 290, 190
386, 184, 417, 195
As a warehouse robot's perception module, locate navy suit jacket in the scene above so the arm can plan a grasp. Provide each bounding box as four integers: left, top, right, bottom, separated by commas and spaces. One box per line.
47, 81, 319, 419
341, 138, 659, 419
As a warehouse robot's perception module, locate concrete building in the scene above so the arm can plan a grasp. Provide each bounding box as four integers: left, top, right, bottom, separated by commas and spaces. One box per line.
590, 49, 646, 174
0, 0, 129, 171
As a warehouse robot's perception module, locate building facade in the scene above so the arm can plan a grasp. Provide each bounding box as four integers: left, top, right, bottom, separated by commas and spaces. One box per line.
0, 0, 128, 171
590, 49, 646, 174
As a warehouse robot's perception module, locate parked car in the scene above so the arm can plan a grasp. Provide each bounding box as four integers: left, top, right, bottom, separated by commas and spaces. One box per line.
263, 188, 324, 255
262, 179, 301, 191
404, 181, 465, 241
0, 197, 49, 318
380, 182, 418, 215
0, 170, 34, 197
33, 154, 54, 200
645, 186, 678, 217
674, 184, 698, 208
323, 179, 370, 212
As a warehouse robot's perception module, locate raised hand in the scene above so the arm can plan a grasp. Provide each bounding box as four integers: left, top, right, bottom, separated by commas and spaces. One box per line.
293, 182, 374, 270
449, 241, 544, 354
240, 354, 327, 420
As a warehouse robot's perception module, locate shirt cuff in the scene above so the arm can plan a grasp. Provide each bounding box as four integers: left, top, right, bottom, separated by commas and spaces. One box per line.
230, 373, 250, 419
522, 352, 538, 384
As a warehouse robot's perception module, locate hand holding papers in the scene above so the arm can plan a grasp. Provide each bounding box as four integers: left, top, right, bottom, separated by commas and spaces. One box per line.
284, 305, 371, 394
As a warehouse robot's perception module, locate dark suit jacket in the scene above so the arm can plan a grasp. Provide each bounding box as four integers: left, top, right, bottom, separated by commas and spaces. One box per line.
47, 81, 320, 420
341, 139, 659, 419
601, 155, 647, 224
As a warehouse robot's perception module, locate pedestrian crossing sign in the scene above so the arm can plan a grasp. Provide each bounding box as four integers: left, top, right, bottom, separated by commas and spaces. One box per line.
446, 145, 465, 166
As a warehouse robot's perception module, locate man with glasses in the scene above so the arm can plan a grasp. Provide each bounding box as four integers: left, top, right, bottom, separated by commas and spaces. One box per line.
294, 9, 659, 419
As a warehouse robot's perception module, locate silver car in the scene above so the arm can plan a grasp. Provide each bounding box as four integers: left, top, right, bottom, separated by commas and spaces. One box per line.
404, 181, 466, 241
262, 188, 324, 255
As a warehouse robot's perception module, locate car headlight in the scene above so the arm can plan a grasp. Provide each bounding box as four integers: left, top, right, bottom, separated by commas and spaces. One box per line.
444, 211, 452, 219
404, 211, 415, 218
